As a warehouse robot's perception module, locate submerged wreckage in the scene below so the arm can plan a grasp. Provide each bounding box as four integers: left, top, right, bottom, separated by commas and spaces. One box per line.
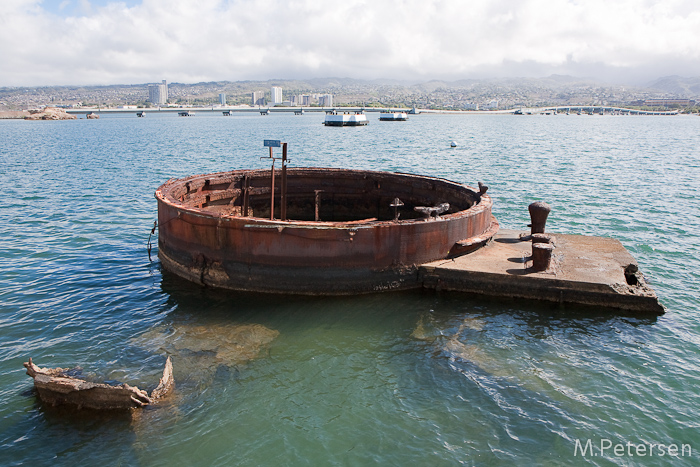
156, 166, 498, 294
24, 357, 173, 410
154, 142, 663, 314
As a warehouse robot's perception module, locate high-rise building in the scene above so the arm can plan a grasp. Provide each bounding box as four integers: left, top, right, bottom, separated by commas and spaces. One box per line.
271, 86, 282, 105
319, 94, 333, 107
252, 91, 265, 106
148, 80, 168, 105
219, 93, 226, 105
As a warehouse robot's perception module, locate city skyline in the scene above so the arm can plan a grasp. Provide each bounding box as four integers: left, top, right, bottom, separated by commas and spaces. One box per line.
3, 75, 700, 112
2, 0, 700, 87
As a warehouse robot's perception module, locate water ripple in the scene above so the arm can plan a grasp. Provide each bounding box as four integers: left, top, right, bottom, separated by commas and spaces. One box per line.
1, 114, 699, 465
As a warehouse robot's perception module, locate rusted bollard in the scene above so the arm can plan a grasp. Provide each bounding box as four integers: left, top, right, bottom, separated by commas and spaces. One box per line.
531, 233, 555, 244
390, 197, 404, 221
532, 243, 553, 271
528, 202, 551, 235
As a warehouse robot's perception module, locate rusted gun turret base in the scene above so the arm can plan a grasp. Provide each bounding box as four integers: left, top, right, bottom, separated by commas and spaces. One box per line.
419, 229, 664, 314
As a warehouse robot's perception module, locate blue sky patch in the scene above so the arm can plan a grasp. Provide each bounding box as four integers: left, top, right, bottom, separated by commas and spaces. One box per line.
39, 0, 142, 17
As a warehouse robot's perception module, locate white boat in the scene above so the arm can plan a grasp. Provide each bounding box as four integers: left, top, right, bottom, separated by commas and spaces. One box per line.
323, 110, 368, 126
379, 111, 408, 121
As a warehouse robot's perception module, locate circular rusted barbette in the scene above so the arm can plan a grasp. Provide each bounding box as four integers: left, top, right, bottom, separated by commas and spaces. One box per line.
155, 167, 498, 294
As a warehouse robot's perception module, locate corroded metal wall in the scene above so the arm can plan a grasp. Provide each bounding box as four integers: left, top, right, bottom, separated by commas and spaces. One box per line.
156, 168, 497, 294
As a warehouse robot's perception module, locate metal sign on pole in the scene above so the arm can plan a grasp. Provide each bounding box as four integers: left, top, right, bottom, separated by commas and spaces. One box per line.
261, 140, 289, 220
280, 143, 288, 221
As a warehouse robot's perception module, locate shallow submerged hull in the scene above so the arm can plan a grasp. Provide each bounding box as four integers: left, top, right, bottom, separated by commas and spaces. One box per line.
156, 168, 497, 294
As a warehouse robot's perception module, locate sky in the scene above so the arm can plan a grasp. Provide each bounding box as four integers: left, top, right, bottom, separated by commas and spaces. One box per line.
1, 0, 700, 87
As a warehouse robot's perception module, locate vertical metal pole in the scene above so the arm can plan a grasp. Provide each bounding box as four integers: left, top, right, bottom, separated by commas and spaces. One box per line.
270, 147, 276, 220
314, 190, 322, 221
281, 143, 288, 221
242, 173, 250, 217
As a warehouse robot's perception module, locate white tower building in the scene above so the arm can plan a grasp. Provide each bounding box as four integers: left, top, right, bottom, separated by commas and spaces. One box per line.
252, 91, 265, 106
148, 80, 168, 105
271, 86, 282, 105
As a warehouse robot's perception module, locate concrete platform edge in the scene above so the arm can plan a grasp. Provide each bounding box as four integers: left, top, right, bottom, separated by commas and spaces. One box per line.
418, 230, 665, 315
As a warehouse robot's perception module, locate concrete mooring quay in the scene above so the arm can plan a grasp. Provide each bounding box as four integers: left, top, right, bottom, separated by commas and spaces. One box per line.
418, 229, 664, 315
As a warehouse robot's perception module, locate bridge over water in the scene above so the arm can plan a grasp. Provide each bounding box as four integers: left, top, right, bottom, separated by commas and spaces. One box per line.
65, 105, 677, 117
65, 106, 414, 117
513, 106, 678, 116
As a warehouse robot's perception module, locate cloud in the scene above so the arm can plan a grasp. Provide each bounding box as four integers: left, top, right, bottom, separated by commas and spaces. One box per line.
1, 0, 699, 86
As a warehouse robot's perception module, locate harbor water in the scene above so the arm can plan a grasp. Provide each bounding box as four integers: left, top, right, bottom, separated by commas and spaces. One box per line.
1, 111, 699, 465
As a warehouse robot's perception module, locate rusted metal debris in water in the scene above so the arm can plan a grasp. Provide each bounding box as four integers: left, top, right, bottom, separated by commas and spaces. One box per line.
23, 357, 174, 410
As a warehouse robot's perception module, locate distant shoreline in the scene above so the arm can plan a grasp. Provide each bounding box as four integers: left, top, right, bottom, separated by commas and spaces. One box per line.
0, 111, 29, 119
0, 108, 77, 120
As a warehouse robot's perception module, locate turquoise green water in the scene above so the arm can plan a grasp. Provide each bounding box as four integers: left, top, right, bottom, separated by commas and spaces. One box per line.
1, 113, 699, 465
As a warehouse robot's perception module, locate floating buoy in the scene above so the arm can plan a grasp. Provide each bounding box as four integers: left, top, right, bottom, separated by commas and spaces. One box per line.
450, 141, 457, 147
